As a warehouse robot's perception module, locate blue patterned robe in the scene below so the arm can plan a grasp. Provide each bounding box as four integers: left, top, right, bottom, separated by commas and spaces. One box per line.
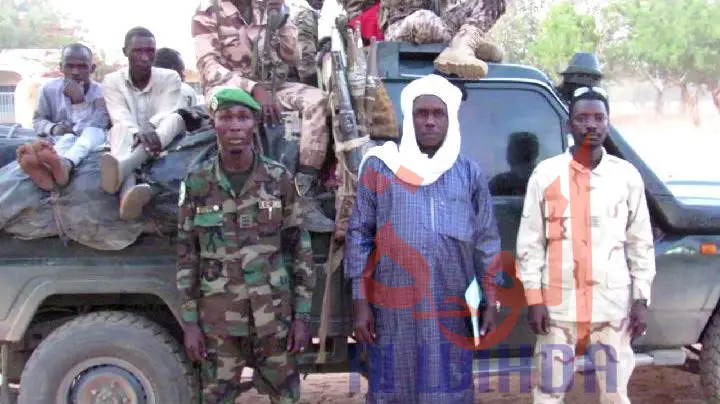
344, 155, 502, 404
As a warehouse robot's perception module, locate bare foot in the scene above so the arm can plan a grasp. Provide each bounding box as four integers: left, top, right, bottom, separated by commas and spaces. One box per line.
17, 144, 55, 191
36, 147, 70, 187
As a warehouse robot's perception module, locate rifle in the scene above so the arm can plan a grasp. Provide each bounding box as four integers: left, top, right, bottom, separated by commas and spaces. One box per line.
329, 18, 364, 175
263, 7, 286, 103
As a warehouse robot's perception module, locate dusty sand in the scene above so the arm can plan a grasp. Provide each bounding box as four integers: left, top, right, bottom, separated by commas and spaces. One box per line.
237, 362, 704, 403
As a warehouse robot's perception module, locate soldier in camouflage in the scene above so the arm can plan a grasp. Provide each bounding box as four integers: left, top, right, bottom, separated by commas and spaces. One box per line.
287, 0, 323, 86
192, 0, 335, 233
379, 0, 507, 79
176, 87, 315, 403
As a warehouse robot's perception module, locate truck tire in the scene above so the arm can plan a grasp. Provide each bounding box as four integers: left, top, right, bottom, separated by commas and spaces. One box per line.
16, 311, 197, 404
701, 310, 720, 403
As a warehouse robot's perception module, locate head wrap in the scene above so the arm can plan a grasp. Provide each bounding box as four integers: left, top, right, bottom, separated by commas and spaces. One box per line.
359, 74, 463, 186
208, 87, 262, 114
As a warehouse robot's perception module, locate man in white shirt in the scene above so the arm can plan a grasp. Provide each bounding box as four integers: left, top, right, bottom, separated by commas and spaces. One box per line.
100, 27, 185, 220
516, 87, 655, 404
154, 47, 198, 107
17, 43, 109, 191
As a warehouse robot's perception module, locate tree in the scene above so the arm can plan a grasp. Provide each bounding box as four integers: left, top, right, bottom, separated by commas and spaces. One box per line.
486, 0, 548, 66
0, 0, 84, 48
602, 0, 720, 120
528, 1, 601, 82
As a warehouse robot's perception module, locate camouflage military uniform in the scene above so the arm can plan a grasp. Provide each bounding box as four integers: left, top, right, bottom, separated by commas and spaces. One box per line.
176, 152, 315, 403
289, 2, 320, 84
380, 0, 500, 44
192, 0, 330, 172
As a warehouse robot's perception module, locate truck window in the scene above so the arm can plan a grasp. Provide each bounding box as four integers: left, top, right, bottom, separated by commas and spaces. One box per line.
458, 86, 565, 196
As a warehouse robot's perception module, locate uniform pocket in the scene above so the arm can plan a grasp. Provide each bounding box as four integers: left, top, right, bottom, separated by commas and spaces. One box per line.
200, 259, 229, 297
256, 199, 283, 236
268, 267, 293, 324
194, 212, 225, 256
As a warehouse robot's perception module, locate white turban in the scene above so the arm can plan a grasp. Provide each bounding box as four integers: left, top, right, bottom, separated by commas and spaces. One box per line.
359, 74, 462, 186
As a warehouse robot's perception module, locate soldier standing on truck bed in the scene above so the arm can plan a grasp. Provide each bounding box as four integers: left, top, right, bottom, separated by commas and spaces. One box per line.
192, 0, 334, 233
286, 0, 323, 86
517, 87, 655, 404
176, 87, 315, 403
379, 0, 507, 79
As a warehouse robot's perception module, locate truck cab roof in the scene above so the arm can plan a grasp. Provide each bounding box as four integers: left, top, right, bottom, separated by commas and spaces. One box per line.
376, 42, 554, 86
373, 41, 720, 236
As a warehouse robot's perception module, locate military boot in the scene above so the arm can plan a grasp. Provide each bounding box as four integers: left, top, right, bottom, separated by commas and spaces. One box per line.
295, 172, 335, 233
100, 147, 149, 194
434, 24, 504, 79
118, 175, 154, 221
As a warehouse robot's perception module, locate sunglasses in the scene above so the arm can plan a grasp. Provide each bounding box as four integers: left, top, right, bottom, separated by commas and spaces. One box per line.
573, 86, 608, 99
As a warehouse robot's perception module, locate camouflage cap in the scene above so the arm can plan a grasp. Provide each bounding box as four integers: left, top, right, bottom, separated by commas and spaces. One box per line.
209, 87, 262, 113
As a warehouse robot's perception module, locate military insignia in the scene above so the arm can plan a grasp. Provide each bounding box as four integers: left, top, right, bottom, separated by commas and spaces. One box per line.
196, 205, 220, 215
178, 181, 186, 206
210, 96, 218, 111
238, 214, 253, 227
259, 199, 282, 220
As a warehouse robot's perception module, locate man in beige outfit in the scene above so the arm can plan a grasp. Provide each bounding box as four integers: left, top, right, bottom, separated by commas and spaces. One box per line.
517, 87, 656, 403
100, 27, 185, 220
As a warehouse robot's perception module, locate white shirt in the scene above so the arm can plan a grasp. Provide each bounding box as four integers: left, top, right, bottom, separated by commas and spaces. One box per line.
516, 147, 656, 323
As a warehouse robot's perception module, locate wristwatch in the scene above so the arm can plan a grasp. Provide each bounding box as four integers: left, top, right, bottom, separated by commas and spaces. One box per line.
634, 299, 648, 307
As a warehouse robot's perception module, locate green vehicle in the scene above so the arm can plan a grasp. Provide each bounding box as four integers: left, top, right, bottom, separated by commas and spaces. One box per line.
1, 42, 720, 404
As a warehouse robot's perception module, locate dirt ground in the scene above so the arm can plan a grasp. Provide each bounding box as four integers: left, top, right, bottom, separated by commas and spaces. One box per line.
238, 359, 705, 403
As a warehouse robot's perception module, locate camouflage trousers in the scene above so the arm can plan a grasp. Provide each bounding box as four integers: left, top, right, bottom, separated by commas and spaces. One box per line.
291, 8, 319, 83
383, 0, 499, 44
532, 319, 635, 404
201, 331, 301, 404
265, 81, 330, 172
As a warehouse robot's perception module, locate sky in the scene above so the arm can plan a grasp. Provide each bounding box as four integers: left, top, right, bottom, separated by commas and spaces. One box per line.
51, 0, 201, 67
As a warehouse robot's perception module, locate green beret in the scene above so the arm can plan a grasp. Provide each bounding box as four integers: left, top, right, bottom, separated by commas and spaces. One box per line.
209, 87, 261, 113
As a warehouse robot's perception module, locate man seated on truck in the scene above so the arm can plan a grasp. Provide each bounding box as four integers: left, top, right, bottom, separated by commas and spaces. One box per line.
176, 87, 314, 403
379, 0, 507, 79
99, 27, 185, 221
17, 43, 110, 191
516, 86, 655, 403
154, 47, 199, 107
192, 0, 334, 233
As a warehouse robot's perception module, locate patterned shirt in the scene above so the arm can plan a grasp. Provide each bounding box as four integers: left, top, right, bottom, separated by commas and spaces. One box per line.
32, 77, 110, 135
176, 152, 315, 338
516, 147, 656, 323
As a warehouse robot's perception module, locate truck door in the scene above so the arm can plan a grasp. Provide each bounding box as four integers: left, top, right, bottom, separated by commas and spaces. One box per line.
459, 81, 567, 346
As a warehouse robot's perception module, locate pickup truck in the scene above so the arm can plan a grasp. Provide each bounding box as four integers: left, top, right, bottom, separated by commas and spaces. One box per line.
1, 42, 720, 404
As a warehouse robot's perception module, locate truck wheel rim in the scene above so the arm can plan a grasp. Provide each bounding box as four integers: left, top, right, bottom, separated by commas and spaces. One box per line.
57, 357, 155, 404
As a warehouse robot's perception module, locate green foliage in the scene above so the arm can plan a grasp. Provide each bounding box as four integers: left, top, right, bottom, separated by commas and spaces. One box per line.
0, 0, 83, 49
528, 1, 600, 81
602, 0, 720, 84
486, 0, 546, 66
